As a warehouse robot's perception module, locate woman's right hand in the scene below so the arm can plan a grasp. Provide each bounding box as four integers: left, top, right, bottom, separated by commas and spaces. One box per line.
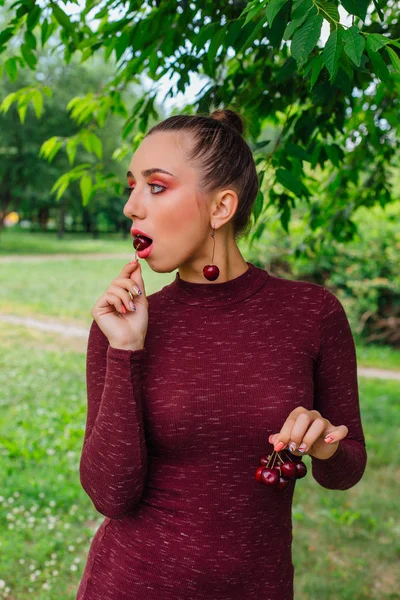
90, 259, 148, 350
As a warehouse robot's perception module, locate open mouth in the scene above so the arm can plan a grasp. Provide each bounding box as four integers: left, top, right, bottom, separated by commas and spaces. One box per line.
133, 235, 153, 251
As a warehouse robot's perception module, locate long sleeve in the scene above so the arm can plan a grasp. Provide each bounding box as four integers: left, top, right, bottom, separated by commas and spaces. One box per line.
311, 288, 367, 490
79, 319, 149, 518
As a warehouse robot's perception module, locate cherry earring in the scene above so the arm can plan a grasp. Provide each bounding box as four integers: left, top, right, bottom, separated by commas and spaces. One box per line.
203, 226, 220, 281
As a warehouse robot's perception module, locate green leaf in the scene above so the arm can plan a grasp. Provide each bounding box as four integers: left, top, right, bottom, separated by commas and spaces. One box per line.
276, 168, 303, 195
252, 189, 264, 223
310, 53, 324, 87
207, 25, 226, 73
17, 102, 29, 124
386, 46, 400, 73
0, 92, 17, 113
88, 132, 103, 159
52, 4, 74, 31
323, 28, 343, 80
325, 143, 341, 167
24, 30, 37, 50
31, 90, 43, 118
41, 19, 50, 47
20, 43, 37, 69
66, 137, 78, 165
291, 13, 323, 67
365, 33, 390, 52
285, 141, 311, 162
283, 0, 316, 41
340, 0, 369, 20
27, 5, 41, 30
0, 27, 14, 47
366, 46, 390, 83
317, 0, 339, 26
4, 58, 17, 81
243, 0, 268, 26
80, 174, 92, 206
39, 136, 62, 162
372, 0, 384, 21
343, 25, 365, 66
266, 0, 289, 26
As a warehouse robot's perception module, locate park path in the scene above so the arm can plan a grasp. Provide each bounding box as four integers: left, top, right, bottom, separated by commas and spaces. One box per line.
0, 252, 133, 263
1, 253, 400, 380
1, 313, 400, 381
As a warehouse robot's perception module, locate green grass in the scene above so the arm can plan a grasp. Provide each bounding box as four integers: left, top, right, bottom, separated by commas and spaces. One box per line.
0, 255, 175, 327
0, 323, 399, 599
356, 342, 400, 371
1, 229, 399, 598
0, 227, 132, 255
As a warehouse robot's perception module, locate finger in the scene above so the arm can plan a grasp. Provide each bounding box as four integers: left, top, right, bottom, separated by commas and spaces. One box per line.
108, 285, 137, 312
272, 414, 299, 450
286, 412, 313, 452
295, 417, 326, 453
119, 258, 139, 277
128, 260, 146, 296
113, 278, 143, 297
104, 291, 133, 314
324, 425, 348, 443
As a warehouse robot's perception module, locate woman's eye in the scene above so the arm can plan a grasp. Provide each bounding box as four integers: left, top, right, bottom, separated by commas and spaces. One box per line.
124, 183, 165, 196
148, 183, 165, 194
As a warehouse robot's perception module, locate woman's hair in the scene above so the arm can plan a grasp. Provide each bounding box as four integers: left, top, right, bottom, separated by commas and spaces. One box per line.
145, 108, 259, 241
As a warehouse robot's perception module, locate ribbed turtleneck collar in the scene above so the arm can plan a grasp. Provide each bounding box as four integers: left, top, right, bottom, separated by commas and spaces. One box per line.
160, 261, 270, 307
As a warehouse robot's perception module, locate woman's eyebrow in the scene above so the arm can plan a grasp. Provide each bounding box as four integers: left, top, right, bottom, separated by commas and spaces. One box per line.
127, 168, 176, 178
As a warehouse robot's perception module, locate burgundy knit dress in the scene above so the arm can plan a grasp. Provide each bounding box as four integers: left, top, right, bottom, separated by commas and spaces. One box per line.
76, 261, 367, 599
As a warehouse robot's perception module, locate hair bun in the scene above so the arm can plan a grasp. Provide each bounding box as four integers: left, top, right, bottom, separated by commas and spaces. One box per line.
209, 108, 244, 136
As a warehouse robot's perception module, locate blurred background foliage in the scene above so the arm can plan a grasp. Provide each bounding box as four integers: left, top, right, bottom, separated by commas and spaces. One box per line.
0, 0, 399, 350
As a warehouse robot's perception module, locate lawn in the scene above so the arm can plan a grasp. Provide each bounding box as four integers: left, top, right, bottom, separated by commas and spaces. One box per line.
0, 229, 399, 598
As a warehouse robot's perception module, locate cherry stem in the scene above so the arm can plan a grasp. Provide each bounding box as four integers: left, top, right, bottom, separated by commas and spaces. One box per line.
211, 228, 215, 264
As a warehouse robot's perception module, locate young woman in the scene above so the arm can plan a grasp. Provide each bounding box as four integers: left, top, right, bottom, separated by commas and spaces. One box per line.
76, 109, 367, 599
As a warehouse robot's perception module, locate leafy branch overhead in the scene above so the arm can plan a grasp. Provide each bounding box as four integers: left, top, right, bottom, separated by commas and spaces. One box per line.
1, 0, 399, 248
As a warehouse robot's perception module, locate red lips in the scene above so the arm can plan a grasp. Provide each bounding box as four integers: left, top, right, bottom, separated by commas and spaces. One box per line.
131, 228, 152, 239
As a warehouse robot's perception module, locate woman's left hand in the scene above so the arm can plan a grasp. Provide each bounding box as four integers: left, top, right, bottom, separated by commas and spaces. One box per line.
269, 406, 349, 460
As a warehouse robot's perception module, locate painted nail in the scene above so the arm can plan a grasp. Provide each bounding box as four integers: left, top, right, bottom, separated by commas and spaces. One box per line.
298, 443, 307, 452
274, 442, 285, 451
129, 301, 136, 311
288, 442, 297, 453
324, 436, 333, 443
133, 285, 142, 295
121, 305, 127, 313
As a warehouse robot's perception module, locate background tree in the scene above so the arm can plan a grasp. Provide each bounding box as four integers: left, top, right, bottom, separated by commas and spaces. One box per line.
1, 0, 399, 250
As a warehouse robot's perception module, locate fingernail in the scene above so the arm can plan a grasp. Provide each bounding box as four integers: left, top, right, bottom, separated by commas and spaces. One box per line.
274, 442, 285, 451
121, 305, 127, 313
129, 301, 136, 311
288, 442, 297, 453
324, 436, 333, 443
133, 285, 142, 295
298, 443, 307, 452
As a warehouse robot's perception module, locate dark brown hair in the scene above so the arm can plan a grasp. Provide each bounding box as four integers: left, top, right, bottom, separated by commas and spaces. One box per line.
145, 108, 259, 240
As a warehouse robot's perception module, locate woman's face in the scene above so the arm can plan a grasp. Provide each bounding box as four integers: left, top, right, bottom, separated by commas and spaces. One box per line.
123, 131, 211, 273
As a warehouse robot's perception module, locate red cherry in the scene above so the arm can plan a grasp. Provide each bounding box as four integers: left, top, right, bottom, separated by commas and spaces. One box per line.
133, 236, 152, 251
295, 461, 307, 479
276, 476, 291, 490
280, 461, 297, 479
260, 468, 279, 486
259, 454, 271, 466
203, 265, 220, 281
255, 466, 264, 482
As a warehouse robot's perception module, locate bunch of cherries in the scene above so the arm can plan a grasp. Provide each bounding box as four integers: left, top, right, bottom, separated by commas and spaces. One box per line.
255, 447, 307, 490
